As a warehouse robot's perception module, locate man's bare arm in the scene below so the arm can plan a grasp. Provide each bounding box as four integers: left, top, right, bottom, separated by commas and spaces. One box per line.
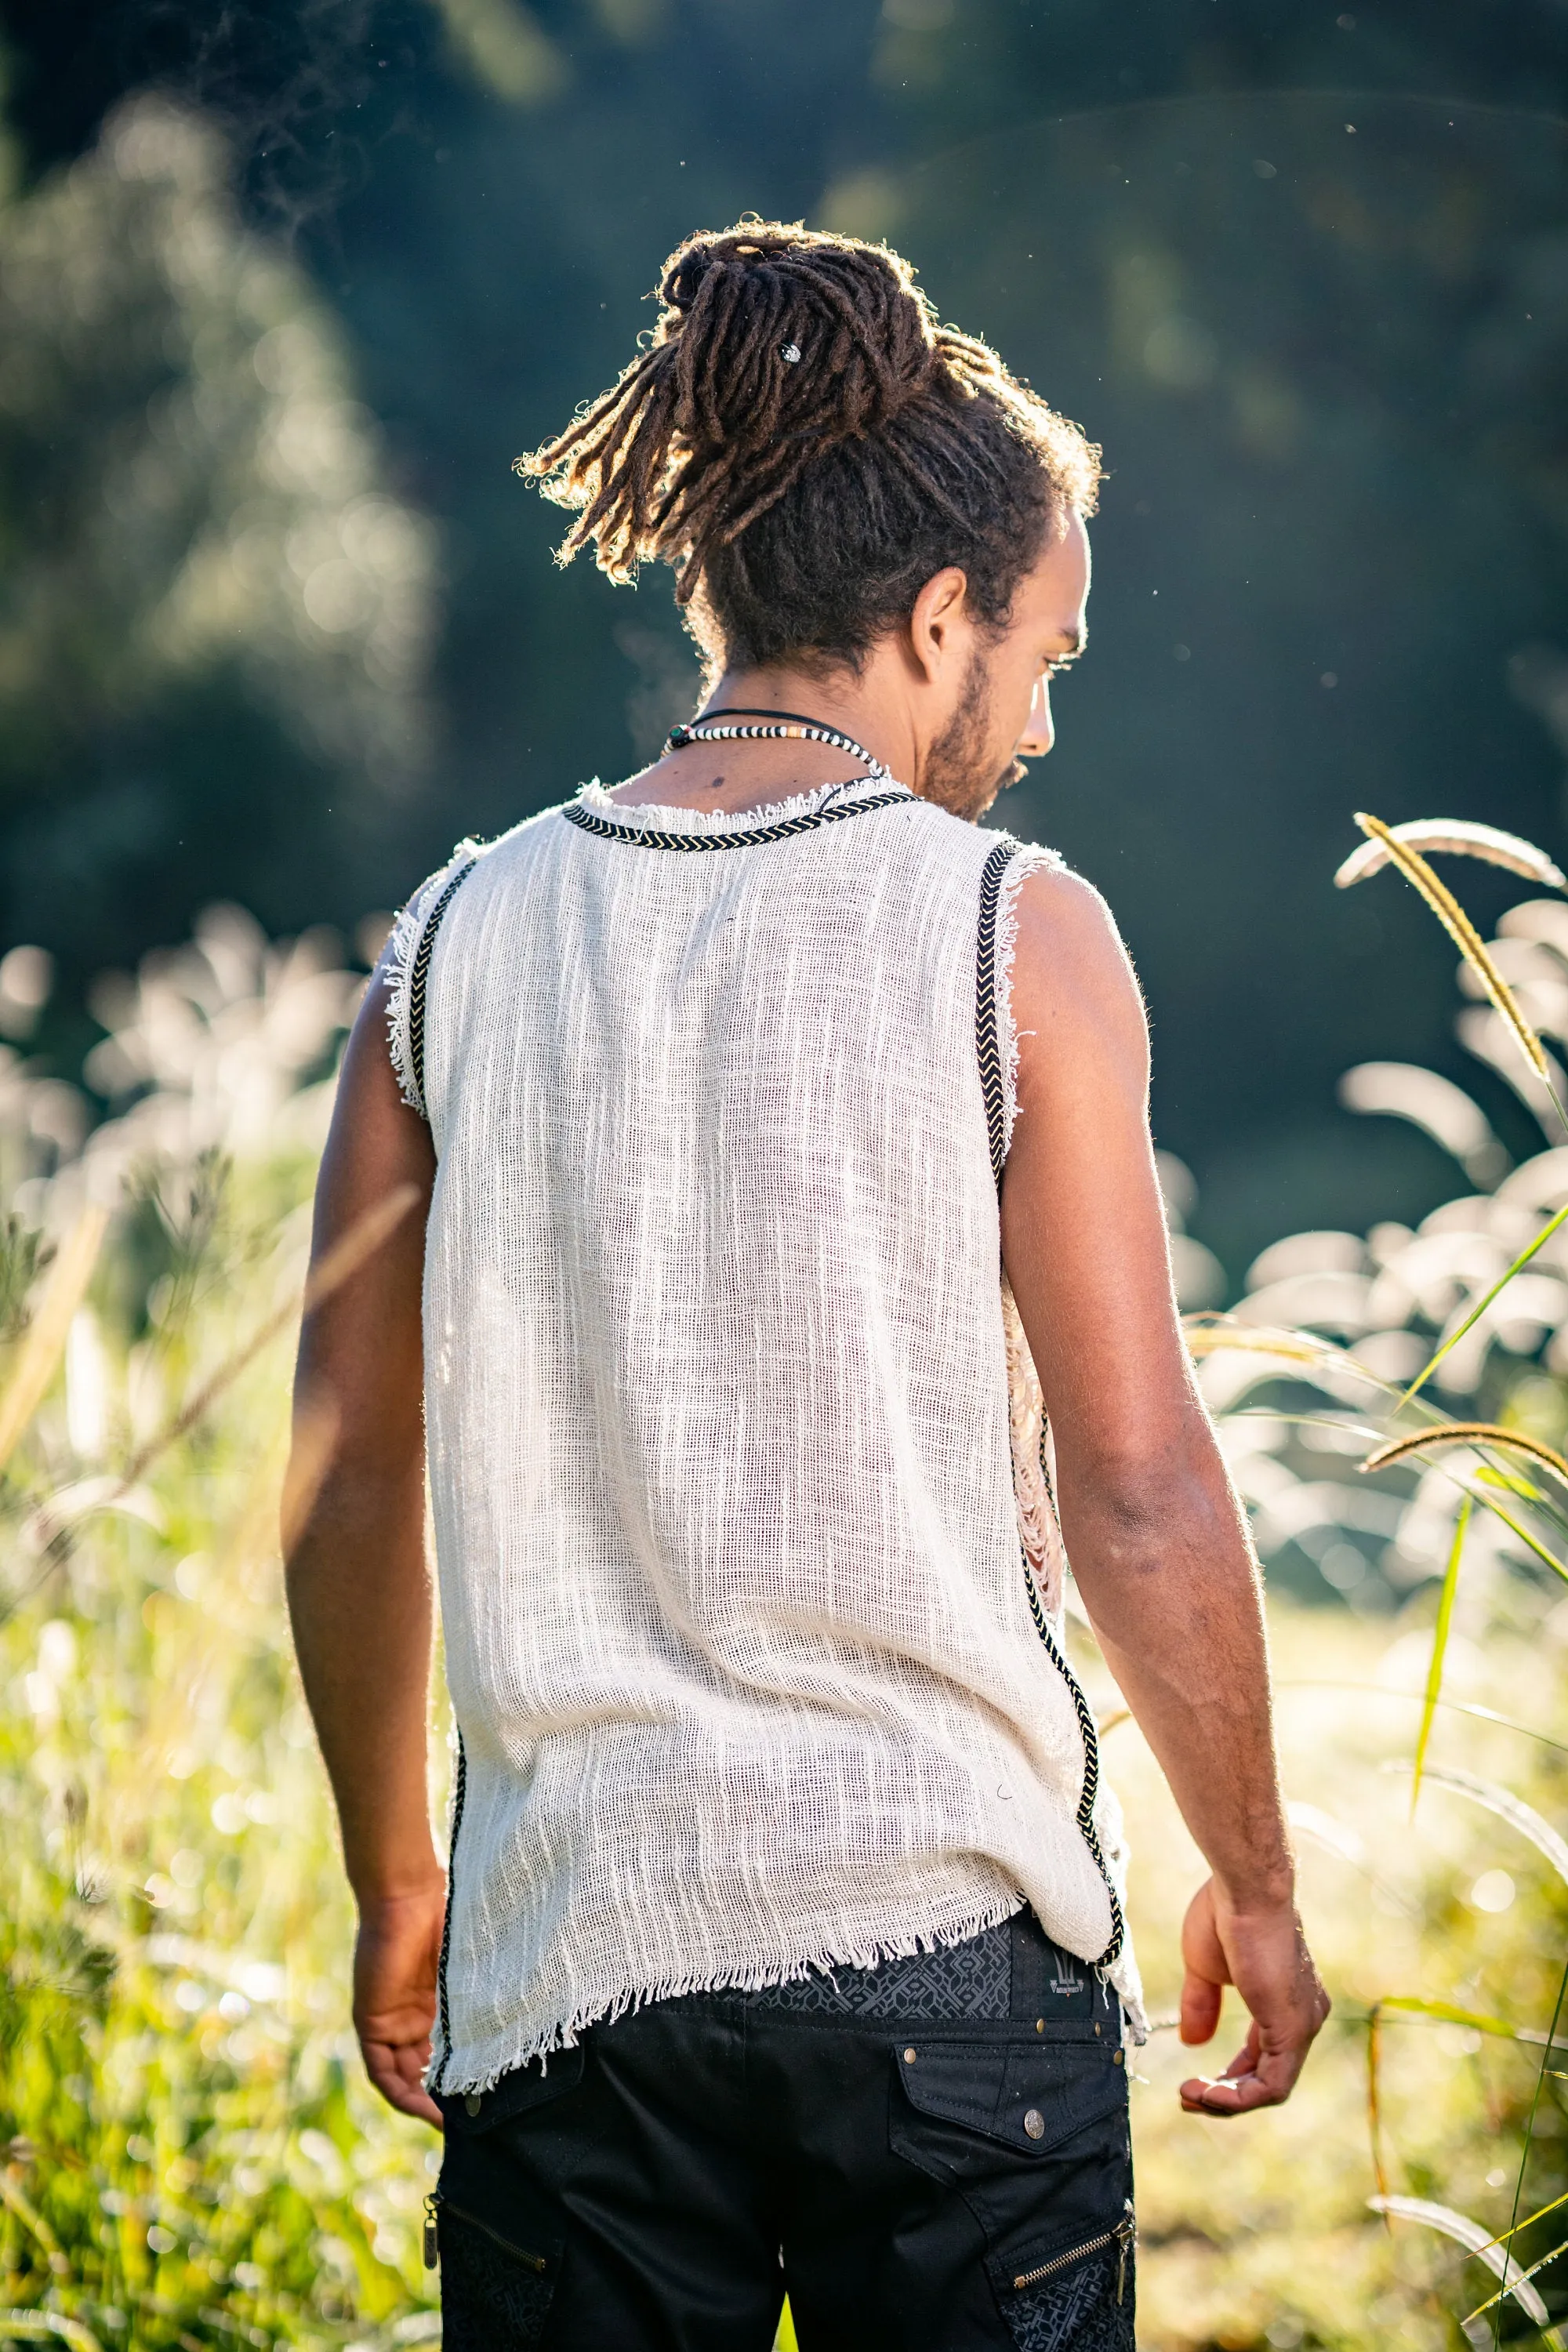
1000, 867, 1328, 2114
285, 975, 445, 2125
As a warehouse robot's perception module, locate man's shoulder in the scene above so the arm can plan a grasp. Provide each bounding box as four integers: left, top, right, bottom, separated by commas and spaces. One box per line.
469, 798, 575, 870
405, 800, 573, 904
896, 797, 1067, 879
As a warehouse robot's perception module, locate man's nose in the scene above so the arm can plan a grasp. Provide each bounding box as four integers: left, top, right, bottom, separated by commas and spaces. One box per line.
1017, 675, 1054, 757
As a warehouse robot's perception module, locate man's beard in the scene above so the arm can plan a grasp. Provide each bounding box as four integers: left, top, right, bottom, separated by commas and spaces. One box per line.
921, 651, 1025, 824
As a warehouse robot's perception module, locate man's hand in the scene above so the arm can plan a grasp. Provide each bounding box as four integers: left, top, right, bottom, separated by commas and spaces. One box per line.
354, 1884, 448, 2126
1177, 1877, 1329, 2116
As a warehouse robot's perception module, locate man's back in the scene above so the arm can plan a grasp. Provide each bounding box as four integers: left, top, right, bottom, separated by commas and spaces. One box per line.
397, 775, 1138, 2089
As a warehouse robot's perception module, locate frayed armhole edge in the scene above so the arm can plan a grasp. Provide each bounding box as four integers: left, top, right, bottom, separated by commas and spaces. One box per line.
993, 845, 1065, 1156
385, 841, 481, 1116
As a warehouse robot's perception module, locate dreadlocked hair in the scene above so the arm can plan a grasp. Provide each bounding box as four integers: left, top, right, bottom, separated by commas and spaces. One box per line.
517, 220, 1102, 671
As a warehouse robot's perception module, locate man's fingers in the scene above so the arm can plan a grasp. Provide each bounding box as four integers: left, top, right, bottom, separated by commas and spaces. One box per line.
1178, 2060, 1281, 2115
1178, 2030, 1310, 2117
1178, 1969, 1223, 2046
1179, 2069, 1266, 2115
362, 2036, 444, 2126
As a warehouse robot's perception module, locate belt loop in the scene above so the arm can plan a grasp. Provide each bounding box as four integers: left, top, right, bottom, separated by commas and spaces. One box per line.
1009, 1906, 1048, 2023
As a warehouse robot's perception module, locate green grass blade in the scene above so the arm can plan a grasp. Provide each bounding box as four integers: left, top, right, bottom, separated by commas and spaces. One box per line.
1501, 1958, 1568, 2349
1377, 1996, 1520, 2039
1465, 2232, 1568, 2328
1467, 2184, 1568, 2259
1461, 1485, 1568, 1584
1400, 1196, 1568, 1406
1413, 1497, 1470, 1818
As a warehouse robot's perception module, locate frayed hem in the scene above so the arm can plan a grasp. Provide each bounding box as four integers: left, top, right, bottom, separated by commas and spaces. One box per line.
428, 1891, 1029, 2095
993, 845, 1064, 1155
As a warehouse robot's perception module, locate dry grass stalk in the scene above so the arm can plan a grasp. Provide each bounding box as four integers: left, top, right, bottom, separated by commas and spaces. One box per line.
1367, 2005, 1390, 2209
1348, 814, 1552, 1085
118, 1181, 419, 1492
0, 1207, 110, 1475
1182, 1316, 1349, 1366
1362, 1423, 1568, 1490
1335, 818, 1567, 893
279, 1392, 343, 1559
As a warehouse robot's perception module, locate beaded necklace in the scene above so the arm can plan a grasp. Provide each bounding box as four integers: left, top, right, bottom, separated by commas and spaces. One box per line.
665, 706, 892, 786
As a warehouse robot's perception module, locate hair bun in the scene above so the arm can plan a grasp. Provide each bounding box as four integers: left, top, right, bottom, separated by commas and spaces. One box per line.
655, 223, 939, 451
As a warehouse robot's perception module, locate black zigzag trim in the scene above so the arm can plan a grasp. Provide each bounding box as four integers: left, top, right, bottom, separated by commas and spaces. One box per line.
407, 858, 477, 1119
976, 840, 1015, 1191
975, 840, 1125, 1974
561, 792, 909, 853
429, 1732, 468, 2095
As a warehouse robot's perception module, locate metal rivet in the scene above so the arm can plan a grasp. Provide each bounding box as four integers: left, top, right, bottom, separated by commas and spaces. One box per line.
1024, 2108, 1046, 2140
1094, 2023, 1102, 2038
464, 2092, 481, 2115
903, 2046, 917, 2064
1114, 2050, 1124, 2067
1035, 2019, 1044, 2033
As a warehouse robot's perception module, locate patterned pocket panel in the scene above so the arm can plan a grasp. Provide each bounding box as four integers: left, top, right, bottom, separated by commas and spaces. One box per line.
1002, 2242, 1135, 2352
438, 2201, 560, 2351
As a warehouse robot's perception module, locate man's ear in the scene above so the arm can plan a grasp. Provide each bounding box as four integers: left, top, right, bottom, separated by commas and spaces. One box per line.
908, 567, 970, 684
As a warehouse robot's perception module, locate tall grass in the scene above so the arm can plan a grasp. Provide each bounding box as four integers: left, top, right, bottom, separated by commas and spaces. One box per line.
5, 831, 1568, 2345
0, 924, 441, 2348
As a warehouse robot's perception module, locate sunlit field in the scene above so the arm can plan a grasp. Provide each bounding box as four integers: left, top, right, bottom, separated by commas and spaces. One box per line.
7, 817, 1568, 2347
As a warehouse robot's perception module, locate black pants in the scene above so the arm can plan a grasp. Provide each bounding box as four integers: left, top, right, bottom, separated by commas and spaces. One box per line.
434, 1908, 1134, 2351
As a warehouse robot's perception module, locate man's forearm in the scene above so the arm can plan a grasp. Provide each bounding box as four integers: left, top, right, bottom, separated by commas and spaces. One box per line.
1062, 1430, 1294, 1909
285, 1453, 441, 1904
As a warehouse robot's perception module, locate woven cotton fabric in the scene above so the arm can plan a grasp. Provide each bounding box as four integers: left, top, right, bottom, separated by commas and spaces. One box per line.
390, 775, 1144, 2090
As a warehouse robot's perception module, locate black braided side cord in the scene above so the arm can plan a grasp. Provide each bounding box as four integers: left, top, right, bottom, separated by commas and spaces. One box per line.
560, 791, 909, 854
1022, 1570, 1126, 1969
407, 858, 477, 1118
975, 838, 1125, 1973
429, 1733, 467, 2096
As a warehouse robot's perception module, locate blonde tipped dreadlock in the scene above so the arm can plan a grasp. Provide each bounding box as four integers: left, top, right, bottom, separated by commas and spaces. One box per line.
518, 220, 1101, 670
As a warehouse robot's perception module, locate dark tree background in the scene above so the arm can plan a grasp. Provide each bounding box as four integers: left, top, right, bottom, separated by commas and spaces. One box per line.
2, 0, 1567, 1279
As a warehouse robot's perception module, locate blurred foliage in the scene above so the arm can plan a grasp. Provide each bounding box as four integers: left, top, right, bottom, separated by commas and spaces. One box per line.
0, 89, 433, 1001
0, 933, 442, 2347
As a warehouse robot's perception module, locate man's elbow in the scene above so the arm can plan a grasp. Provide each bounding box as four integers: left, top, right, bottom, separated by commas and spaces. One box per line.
1061, 1431, 1240, 1570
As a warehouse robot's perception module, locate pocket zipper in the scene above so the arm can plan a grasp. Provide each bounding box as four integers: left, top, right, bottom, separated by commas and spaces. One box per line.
423, 2191, 550, 2276
1012, 2201, 1136, 2304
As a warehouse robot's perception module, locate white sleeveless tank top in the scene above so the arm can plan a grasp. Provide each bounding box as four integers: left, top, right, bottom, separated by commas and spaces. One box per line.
388, 774, 1144, 2091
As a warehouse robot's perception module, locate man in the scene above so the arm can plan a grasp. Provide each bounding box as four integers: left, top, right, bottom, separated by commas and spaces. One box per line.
286, 221, 1327, 2351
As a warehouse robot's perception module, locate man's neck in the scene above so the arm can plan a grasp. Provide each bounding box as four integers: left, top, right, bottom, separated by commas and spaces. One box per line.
702, 663, 912, 778
612, 659, 919, 817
